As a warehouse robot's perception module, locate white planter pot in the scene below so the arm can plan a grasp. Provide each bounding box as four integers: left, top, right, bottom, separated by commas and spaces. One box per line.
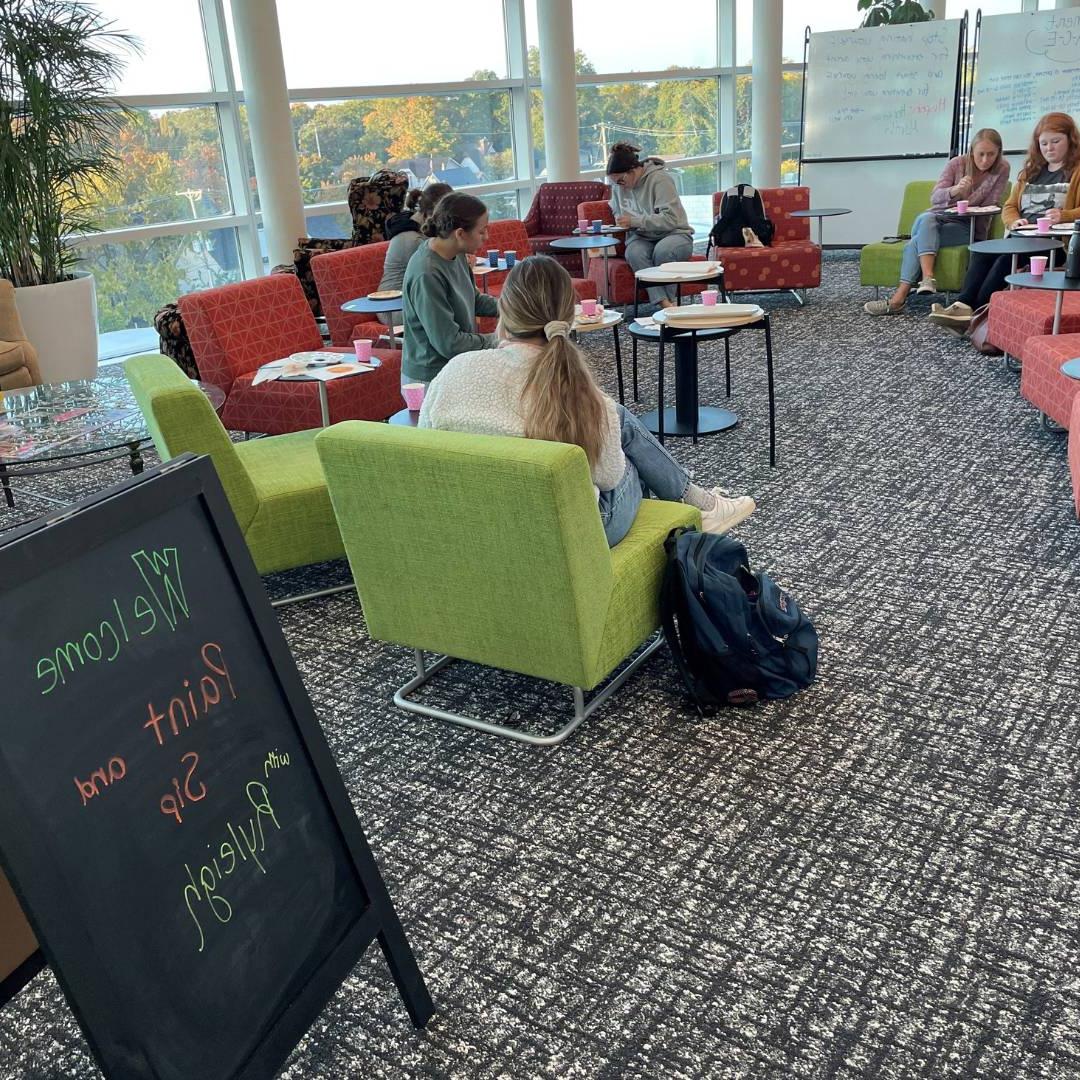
15, 272, 99, 384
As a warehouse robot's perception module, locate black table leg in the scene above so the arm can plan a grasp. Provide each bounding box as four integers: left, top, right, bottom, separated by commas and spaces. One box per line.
674, 335, 698, 432
128, 441, 144, 475
0, 462, 13, 508
765, 314, 776, 468
642, 330, 737, 440
657, 337, 666, 444
725, 338, 732, 398
613, 325, 625, 405
631, 334, 639, 402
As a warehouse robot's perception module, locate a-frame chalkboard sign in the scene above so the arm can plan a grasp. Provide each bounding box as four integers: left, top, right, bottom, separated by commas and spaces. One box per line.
0, 454, 432, 1079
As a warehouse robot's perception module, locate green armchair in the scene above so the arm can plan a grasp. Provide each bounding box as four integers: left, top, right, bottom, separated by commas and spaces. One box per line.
860, 180, 1012, 295
125, 354, 350, 602
315, 421, 699, 746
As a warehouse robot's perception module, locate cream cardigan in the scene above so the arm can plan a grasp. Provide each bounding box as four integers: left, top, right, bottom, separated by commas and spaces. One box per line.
417, 341, 626, 493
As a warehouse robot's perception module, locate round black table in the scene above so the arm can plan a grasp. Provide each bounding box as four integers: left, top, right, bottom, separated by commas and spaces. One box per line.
789, 207, 851, 247
969, 236, 1064, 271
549, 235, 619, 302
1004, 270, 1080, 335
341, 294, 403, 316
389, 408, 420, 427
627, 313, 776, 465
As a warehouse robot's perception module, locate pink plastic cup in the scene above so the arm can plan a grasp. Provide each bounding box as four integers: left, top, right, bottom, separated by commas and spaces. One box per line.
1030, 256, 1048, 277
353, 339, 372, 363
402, 382, 425, 410
577, 217, 589, 234
955, 199, 970, 214
1038, 217, 1052, 234
701, 288, 719, 307
580, 299, 598, 317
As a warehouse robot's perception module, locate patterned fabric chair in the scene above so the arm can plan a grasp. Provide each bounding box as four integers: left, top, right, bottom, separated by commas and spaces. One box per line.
523, 181, 609, 273
347, 171, 410, 246
178, 274, 402, 436
1019, 333, 1080, 428
1070, 394, 1080, 518
314, 420, 698, 745
987, 291, 1080, 361
153, 303, 199, 379
271, 237, 351, 318
310, 242, 396, 348
708, 187, 820, 295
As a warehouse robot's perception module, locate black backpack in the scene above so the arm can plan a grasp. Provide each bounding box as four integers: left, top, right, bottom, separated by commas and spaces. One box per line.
709, 184, 775, 250
660, 528, 818, 713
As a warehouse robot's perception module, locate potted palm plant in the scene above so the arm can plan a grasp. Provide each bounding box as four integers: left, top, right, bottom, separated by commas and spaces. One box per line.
0, 0, 134, 383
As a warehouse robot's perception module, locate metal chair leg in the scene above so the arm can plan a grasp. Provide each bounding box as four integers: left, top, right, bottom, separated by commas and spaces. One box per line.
764, 315, 776, 468
1041, 413, 1067, 433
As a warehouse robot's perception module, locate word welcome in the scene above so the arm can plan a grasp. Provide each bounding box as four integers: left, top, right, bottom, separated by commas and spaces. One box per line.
181, 775, 286, 953
36, 547, 190, 695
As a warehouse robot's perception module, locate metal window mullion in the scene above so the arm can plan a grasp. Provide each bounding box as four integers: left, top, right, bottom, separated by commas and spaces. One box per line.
69, 214, 256, 250
504, 0, 536, 209
283, 78, 519, 103
200, 0, 262, 277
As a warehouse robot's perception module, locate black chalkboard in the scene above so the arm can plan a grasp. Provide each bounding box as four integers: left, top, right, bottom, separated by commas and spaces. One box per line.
0, 454, 432, 1079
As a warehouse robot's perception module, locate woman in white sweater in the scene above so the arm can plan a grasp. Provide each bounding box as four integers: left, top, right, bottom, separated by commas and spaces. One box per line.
418, 255, 755, 546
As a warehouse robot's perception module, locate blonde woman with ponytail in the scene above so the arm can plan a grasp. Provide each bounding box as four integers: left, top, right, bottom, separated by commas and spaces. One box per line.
419, 255, 755, 546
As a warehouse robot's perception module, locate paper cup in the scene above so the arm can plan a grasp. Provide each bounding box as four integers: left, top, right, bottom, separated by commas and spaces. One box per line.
581, 299, 598, 317
487, 249, 500, 267
701, 289, 719, 307
353, 339, 372, 363
504, 250, 516, 268
1037, 218, 1052, 234
955, 200, 969, 214
577, 218, 589, 234
402, 383, 425, 410
591, 219, 603, 233
1030, 256, 1048, 277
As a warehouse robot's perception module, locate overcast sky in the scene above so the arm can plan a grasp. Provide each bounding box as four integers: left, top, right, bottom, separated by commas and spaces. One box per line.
96, 0, 1022, 98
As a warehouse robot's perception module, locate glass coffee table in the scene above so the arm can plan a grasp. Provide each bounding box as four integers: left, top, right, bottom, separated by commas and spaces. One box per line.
0, 377, 224, 508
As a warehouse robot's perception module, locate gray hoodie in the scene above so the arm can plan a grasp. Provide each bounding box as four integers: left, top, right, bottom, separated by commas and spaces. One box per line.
608, 158, 693, 242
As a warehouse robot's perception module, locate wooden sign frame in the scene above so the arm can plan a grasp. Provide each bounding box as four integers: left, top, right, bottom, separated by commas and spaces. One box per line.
0, 454, 432, 1078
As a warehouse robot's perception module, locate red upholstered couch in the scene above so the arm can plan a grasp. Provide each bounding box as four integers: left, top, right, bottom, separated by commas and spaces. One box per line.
1019, 332, 1080, 429
523, 181, 608, 273
577, 186, 821, 305
179, 274, 402, 435
987, 290, 1080, 361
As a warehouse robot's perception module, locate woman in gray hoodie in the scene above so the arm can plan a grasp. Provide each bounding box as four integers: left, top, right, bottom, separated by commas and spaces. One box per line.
606, 142, 694, 309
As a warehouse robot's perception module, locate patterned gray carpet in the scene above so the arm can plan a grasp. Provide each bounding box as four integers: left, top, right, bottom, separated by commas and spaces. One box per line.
3, 253, 1080, 1079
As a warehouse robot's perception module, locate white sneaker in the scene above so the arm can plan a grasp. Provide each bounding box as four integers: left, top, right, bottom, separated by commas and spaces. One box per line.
930, 300, 972, 317
700, 490, 755, 535
916, 276, 938, 295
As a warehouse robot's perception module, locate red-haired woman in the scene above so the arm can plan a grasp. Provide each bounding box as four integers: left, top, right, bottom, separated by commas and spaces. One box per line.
931, 112, 1080, 331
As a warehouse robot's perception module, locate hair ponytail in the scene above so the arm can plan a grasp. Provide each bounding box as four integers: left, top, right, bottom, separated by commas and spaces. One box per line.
497, 255, 607, 467
422, 191, 485, 237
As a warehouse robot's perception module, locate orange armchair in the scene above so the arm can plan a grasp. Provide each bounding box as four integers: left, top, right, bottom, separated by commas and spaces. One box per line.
0, 279, 41, 390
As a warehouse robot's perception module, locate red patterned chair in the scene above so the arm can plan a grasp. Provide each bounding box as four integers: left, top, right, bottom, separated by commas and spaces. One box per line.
987, 291, 1080, 362
1070, 394, 1080, 517
523, 181, 608, 273
179, 274, 402, 436
310, 242, 395, 348
479, 220, 597, 331
706, 187, 820, 298
1019, 333, 1080, 428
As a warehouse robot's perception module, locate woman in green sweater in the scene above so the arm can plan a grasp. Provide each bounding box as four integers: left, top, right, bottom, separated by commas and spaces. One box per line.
401, 193, 499, 385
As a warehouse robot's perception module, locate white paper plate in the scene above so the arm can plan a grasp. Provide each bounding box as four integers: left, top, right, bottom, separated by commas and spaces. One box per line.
664, 302, 762, 321
658, 261, 720, 274
289, 351, 343, 365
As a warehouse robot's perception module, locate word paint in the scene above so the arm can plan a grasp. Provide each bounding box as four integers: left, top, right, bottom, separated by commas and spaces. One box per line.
143, 643, 236, 747
181, 778, 285, 953
35, 547, 190, 695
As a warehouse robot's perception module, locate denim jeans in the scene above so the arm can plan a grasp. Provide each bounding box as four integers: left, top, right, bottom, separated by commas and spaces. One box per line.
598, 405, 690, 546
624, 233, 694, 303
899, 211, 970, 284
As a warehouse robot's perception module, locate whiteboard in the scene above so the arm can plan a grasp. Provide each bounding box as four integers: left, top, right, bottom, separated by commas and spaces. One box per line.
972, 10, 1080, 153
803, 21, 963, 161
801, 157, 951, 247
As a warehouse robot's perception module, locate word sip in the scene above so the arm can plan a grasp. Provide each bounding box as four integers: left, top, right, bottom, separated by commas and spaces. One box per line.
144, 642, 236, 747
160, 751, 208, 824
74, 756, 127, 806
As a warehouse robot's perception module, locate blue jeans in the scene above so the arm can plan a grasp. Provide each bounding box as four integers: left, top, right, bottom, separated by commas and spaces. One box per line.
624, 233, 694, 303
899, 211, 970, 285
598, 405, 691, 546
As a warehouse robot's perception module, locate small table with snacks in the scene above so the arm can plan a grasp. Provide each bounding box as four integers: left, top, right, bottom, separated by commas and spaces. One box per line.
549, 236, 620, 304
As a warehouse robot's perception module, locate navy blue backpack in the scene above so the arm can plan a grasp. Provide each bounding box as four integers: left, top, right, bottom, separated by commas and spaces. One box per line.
660, 528, 818, 711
